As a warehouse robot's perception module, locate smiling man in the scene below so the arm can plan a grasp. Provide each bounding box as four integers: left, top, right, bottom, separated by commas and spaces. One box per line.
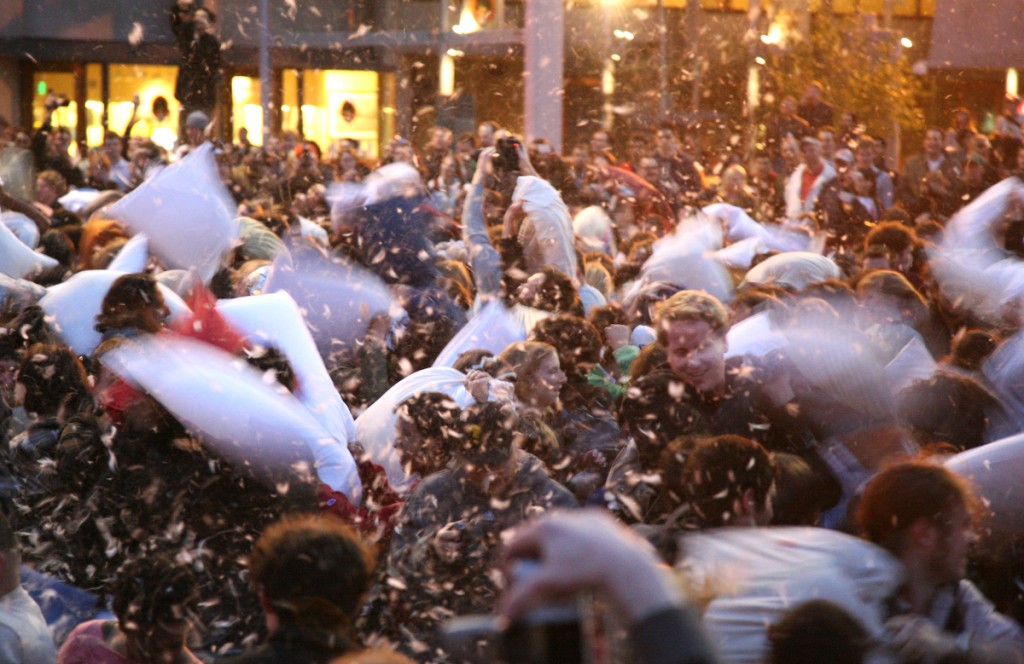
650, 291, 782, 445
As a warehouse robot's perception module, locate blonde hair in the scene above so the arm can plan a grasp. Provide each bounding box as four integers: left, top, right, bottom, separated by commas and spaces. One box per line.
654, 290, 729, 345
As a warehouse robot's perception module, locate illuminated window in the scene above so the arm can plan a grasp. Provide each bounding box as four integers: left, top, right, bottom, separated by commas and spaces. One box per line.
31, 71, 77, 148
109, 64, 180, 153
301, 70, 380, 160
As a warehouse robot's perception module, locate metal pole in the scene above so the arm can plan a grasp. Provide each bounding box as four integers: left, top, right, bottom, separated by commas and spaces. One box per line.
658, 0, 669, 119
688, 0, 699, 112
259, 0, 271, 146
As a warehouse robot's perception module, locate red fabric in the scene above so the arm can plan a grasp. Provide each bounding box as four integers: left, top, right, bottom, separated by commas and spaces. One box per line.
59, 620, 202, 664
800, 165, 822, 204
317, 458, 404, 540
96, 378, 145, 426
169, 282, 247, 354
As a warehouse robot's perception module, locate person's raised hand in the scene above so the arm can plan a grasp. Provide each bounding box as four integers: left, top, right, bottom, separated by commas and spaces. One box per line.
499, 509, 681, 624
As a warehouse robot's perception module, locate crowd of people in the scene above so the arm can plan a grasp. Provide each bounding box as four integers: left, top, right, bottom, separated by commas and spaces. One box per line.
2, 67, 1024, 664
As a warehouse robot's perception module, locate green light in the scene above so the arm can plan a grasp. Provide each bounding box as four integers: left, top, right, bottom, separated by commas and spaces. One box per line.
37, 81, 46, 96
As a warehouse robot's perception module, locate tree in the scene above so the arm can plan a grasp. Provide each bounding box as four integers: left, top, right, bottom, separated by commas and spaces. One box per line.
765, 12, 925, 139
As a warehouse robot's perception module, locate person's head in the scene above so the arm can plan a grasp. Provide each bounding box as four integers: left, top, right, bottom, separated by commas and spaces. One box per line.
618, 371, 706, 467
752, 150, 772, 178
817, 127, 836, 157
803, 81, 824, 103
851, 168, 875, 198
53, 126, 72, 154
477, 121, 498, 148
103, 130, 123, 159
95, 273, 170, 336
184, 110, 209, 145
499, 341, 566, 409
799, 137, 822, 170
515, 267, 583, 316
590, 130, 612, 155
109, 554, 199, 664
529, 314, 602, 380
638, 156, 659, 183
780, 96, 797, 117
964, 153, 987, 185
249, 515, 374, 639
15, 343, 90, 418
721, 164, 747, 194
948, 328, 999, 372
0, 514, 19, 594
898, 374, 999, 451
655, 123, 678, 155
770, 452, 826, 526
454, 401, 521, 494
854, 137, 876, 169
35, 169, 67, 206
393, 392, 461, 478
769, 600, 871, 664
654, 291, 730, 395
683, 435, 775, 528
856, 461, 979, 584
856, 269, 927, 324
864, 222, 917, 273
152, 96, 169, 120
923, 127, 944, 158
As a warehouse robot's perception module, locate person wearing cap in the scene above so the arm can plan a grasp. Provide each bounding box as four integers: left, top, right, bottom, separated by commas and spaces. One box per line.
784, 136, 835, 223
173, 110, 210, 160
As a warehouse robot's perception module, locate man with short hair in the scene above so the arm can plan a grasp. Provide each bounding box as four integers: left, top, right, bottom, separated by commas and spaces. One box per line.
855, 136, 894, 209
221, 515, 375, 663
652, 123, 704, 209
797, 81, 835, 132
0, 514, 57, 663
900, 127, 960, 213
857, 461, 1024, 664
784, 136, 835, 222
101, 131, 132, 191
681, 435, 776, 528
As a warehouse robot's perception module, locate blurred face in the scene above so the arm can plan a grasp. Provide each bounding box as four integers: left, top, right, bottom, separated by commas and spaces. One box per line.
572, 147, 589, 168
127, 621, 191, 664
927, 504, 975, 585
55, 130, 71, 153
104, 134, 121, 157
663, 319, 727, 394
656, 130, 675, 155
923, 129, 943, 157
639, 158, 659, 182
478, 123, 495, 148
35, 177, 58, 205
394, 417, 444, 477
819, 131, 835, 156
591, 131, 611, 154
753, 156, 771, 178
855, 145, 873, 169
529, 352, 567, 408
801, 142, 821, 168
780, 98, 796, 116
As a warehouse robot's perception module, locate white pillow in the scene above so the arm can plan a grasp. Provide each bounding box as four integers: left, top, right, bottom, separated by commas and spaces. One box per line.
105, 143, 237, 282
39, 270, 190, 356
0, 217, 58, 279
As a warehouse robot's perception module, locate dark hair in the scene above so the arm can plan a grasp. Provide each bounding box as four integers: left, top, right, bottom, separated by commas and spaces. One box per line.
898, 373, 999, 451
110, 554, 198, 636
95, 273, 168, 335
949, 329, 999, 372
682, 435, 775, 528
17, 343, 90, 416
520, 267, 584, 317
249, 515, 374, 632
455, 401, 521, 467
619, 371, 705, 467
865, 221, 916, 255
769, 600, 870, 664
529, 314, 601, 378
394, 392, 462, 476
856, 461, 978, 555
771, 453, 825, 526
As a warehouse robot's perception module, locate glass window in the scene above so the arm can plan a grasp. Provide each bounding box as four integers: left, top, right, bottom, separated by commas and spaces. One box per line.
31, 71, 78, 146
282, 69, 300, 136
301, 70, 380, 160
109, 64, 180, 153
232, 75, 264, 146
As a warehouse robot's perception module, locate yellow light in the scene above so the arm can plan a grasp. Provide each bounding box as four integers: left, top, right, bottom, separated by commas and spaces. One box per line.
755, 56, 766, 65
611, 53, 622, 62
440, 54, 455, 96
900, 37, 913, 48
281, 104, 291, 112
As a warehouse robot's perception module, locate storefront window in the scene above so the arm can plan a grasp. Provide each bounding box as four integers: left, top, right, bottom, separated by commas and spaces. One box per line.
232, 75, 264, 146
282, 69, 300, 136
31, 71, 78, 152
108, 64, 180, 153
301, 69, 380, 160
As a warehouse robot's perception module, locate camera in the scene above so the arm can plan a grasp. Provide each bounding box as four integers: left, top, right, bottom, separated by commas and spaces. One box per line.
44, 94, 71, 111
492, 136, 521, 173
442, 559, 591, 664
